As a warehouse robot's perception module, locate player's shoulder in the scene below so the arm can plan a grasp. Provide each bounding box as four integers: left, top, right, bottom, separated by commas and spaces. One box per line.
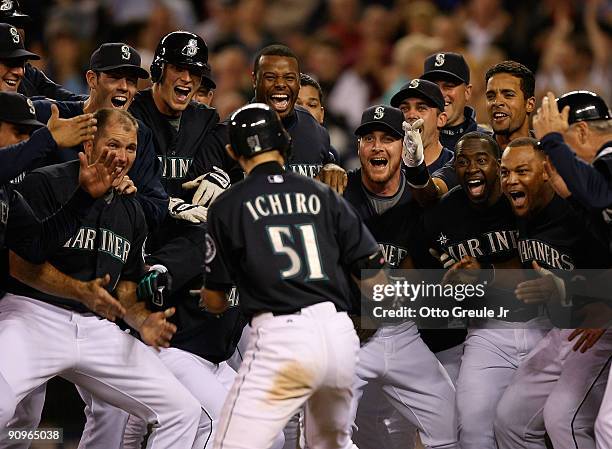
426, 185, 466, 218
30, 159, 79, 180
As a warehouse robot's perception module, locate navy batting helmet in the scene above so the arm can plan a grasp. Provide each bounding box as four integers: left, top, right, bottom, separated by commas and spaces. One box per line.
150, 31, 208, 83
228, 103, 291, 159
0, 0, 30, 28
556, 91, 611, 125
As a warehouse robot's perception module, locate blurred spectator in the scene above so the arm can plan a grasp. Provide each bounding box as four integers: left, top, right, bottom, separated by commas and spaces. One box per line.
536, 0, 610, 103
42, 24, 88, 95
380, 33, 442, 105
209, 45, 252, 100
305, 35, 369, 131
401, 0, 440, 36
461, 0, 510, 61
324, 0, 362, 66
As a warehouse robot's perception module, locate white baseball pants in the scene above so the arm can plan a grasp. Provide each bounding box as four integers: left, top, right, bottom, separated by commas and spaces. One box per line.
0, 294, 202, 449
212, 301, 360, 449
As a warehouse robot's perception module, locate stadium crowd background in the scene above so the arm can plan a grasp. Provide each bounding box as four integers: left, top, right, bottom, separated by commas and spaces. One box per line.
22, 0, 612, 170
12, 0, 611, 447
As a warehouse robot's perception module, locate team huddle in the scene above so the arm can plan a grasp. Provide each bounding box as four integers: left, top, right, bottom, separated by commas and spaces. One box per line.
0, 1, 611, 449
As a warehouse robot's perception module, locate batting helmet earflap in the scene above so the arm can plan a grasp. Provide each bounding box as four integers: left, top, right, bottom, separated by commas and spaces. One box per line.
228, 103, 291, 159
556, 91, 611, 125
150, 31, 208, 83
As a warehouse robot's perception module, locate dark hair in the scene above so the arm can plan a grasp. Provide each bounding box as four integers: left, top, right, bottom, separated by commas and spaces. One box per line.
507, 136, 539, 150
93, 108, 138, 137
456, 131, 501, 158
253, 44, 299, 74
485, 60, 535, 99
300, 73, 323, 103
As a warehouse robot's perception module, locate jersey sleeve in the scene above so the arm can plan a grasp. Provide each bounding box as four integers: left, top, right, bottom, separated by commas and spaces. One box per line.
129, 124, 169, 230
23, 65, 85, 102
0, 128, 57, 184
204, 207, 235, 291
332, 190, 380, 266
432, 160, 458, 191
187, 123, 242, 183
6, 180, 94, 264
542, 132, 612, 209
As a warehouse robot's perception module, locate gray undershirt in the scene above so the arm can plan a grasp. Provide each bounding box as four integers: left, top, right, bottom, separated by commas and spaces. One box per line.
168, 116, 181, 131
362, 172, 406, 215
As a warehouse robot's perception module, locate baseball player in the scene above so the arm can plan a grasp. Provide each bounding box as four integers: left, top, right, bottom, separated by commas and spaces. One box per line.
30, 42, 168, 231
297, 74, 325, 126
0, 0, 82, 100
526, 90, 612, 448
187, 44, 347, 195
0, 91, 122, 265
68, 34, 265, 449
202, 103, 384, 449
420, 52, 490, 152
415, 131, 549, 449
0, 22, 40, 94
343, 104, 459, 449
0, 109, 203, 448
494, 138, 612, 449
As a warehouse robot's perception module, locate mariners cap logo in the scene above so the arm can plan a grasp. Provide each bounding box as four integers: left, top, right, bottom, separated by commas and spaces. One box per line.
373, 106, 385, 120
9, 26, 19, 44
409, 79, 420, 88
0, 0, 13, 12
26, 98, 35, 116
435, 53, 445, 67
182, 39, 199, 58
246, 134, 261, 151
121, 45, 131, 61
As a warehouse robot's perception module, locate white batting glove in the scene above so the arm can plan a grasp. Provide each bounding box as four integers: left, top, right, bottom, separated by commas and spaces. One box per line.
401, 119, 424, 167
429, 248, 457, 269
182, 166, 230, 208
168, 197, 208, 223
532, 260, 567, 305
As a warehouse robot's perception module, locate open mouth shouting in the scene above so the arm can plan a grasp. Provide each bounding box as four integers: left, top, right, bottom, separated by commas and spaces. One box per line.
369, 156, 388, 170
110, 95, 129, 109
507, 189, 527, 212
269, 94, 291, 113
174, 85, 192, 103
466, 177, 486, 198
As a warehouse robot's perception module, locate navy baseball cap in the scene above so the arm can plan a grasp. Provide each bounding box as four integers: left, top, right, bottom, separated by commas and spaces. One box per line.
390, 78, 445, 112
421, 52, 470, 85
0, 23, 38, 60
556, 91, 611, 125
0, 0, 31, 28
355, 105, 405, 139
0, 92, 44, 128
90, 43, 149, 79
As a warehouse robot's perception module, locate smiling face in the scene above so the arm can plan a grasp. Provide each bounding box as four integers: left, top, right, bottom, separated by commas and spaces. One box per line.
153, 63, 202, 116
358, 128, 402, 194
296, 84, 324, 124
434, 79, 471, 127
253, 55, 300, 119
87, 70, 139, 111
0, 59, 25, 92
398, 97, 446, 151
500, 144, 551, 217
86, 116, 137, 179
486, 73, 534, 137
455, 138, 500, 206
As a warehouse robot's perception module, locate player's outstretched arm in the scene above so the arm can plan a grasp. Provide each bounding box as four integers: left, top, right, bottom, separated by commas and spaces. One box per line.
115, 280, 177, 350
8, 251, 126, 321
47, 104, 97, 149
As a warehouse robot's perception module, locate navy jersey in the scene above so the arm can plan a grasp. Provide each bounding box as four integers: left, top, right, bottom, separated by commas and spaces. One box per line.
439, 106, 491, 152
187, 106, 334, 184
32, 99, 168, 230
128, 89, 219, 197
516, 194, 611, 271
205, 162, 379, 319
343, 169, 423, 268
6, 161, 147, 313
419, 187, 518, 265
